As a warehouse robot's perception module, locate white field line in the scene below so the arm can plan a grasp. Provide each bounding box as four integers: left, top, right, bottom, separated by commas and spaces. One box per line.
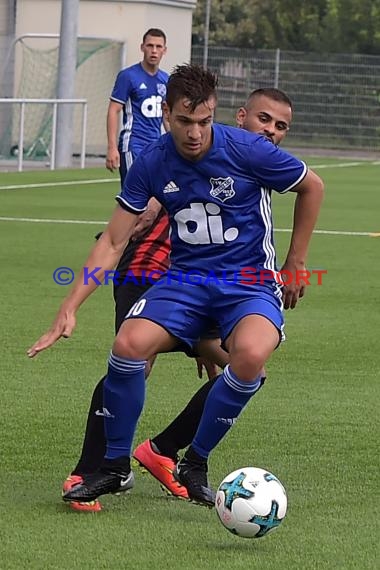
309, 160, 380, 169
275, 228, 379, 237
0, 178, 117, 190
0, 161, 379, 236
0, 216, 107, 225
0, 216, 378, 237
0, 161, 379, 191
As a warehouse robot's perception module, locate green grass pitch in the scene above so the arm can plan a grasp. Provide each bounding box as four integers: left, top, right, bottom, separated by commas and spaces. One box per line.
0, 158, 379, 569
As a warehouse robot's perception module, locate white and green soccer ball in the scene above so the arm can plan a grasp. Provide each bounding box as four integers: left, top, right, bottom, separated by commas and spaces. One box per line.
215, 467, 287, 539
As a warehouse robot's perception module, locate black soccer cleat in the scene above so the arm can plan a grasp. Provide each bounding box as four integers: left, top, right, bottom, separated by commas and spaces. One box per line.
63, 468, 134, 503
173, 456, 216, 508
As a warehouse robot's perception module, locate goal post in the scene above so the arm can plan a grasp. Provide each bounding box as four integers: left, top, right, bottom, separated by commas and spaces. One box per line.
0, 34, 125, 161
0, 98, 87, 171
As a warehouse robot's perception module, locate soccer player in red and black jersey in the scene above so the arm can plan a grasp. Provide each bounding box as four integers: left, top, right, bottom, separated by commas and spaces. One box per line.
62, 87, 293, 511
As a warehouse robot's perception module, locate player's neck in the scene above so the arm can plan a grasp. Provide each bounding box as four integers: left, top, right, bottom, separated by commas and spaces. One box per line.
141, 61, 159, 76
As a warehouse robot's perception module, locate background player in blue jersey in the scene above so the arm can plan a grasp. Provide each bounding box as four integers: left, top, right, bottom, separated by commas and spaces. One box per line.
28, 65, 324, 508
106, 28, 169, 179
105, 27, 170, 379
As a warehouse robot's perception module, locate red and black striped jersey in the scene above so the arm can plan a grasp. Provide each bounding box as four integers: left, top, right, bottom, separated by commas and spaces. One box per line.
116, 209, 170, 278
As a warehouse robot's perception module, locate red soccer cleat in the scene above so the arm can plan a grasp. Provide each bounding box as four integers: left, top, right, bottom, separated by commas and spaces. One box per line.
133, 439, 189, 499
62, 475, 102, 513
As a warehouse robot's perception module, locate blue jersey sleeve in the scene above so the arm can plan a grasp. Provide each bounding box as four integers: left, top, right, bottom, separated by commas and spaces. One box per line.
116, 154, 151, 213
248, 136, 307, 193
110, 69, 132, 105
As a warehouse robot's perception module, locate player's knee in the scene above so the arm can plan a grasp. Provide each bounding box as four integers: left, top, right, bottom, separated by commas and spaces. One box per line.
231, 347, 267, 380
112, 332, 148, 360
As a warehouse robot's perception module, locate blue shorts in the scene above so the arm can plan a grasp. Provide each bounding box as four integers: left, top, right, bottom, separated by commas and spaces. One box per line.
119, 148, 138, 184
124, 276, 284, 349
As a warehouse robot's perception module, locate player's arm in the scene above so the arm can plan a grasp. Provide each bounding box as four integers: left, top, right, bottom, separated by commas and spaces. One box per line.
106, 100, 123, 172
27, 205, 138, 358
281, 168, 324, 309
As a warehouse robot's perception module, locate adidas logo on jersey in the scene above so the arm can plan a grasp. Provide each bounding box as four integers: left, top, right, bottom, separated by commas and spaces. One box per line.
163, 181, 180, 193
139, 82, 147, 89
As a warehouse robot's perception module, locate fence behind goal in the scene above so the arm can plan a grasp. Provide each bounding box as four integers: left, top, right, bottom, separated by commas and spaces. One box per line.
0, 35, 125, 161
192, 46, 380, 152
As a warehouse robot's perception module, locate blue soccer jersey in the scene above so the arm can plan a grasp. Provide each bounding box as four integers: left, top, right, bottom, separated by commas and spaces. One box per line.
117, 123, 307, 283
110, 63, 169, 155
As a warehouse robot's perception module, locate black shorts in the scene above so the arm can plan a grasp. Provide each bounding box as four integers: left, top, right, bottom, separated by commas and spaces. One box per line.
113, 281, 152, 334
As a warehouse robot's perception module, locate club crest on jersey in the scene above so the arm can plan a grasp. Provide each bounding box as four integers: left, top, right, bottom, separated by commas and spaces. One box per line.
209, 177, 235, 202
157, 83, 167, 97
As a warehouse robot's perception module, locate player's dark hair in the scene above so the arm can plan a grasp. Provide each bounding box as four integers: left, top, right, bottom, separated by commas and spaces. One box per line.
143, 28, 167, 44
246, 88, 292, 109
166, 64, 218, 112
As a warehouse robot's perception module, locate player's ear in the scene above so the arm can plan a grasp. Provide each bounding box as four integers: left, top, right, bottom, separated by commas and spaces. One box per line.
162, 101, 170, 119
235, 107, 247, 128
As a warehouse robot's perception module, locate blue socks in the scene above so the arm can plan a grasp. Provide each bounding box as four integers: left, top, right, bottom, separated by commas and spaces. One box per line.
191, 364, 264, 458
103, 352, 146, 459
102, 356, 263, 462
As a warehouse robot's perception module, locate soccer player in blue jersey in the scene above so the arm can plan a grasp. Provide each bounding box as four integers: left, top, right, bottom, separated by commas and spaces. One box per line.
28, 64, 324, 507
106, 28, 169, 179
61, 32, 226, 511
132, 86, 295, 490
62, 87, 291, 513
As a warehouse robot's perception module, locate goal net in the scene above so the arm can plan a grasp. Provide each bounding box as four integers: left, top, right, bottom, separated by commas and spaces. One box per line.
0, 35, 124, 159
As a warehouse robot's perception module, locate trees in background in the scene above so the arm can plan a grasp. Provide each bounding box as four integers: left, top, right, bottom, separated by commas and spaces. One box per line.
192, 0, 380, 54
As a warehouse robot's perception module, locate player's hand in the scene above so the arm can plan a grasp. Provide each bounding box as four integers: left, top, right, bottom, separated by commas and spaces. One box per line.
195, 357, 219, 380
280, 260, 307, 310
27, 306, 76, 358
131, 210, 157, 241
105, 148, 120, 172
131, 199, 162, 241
